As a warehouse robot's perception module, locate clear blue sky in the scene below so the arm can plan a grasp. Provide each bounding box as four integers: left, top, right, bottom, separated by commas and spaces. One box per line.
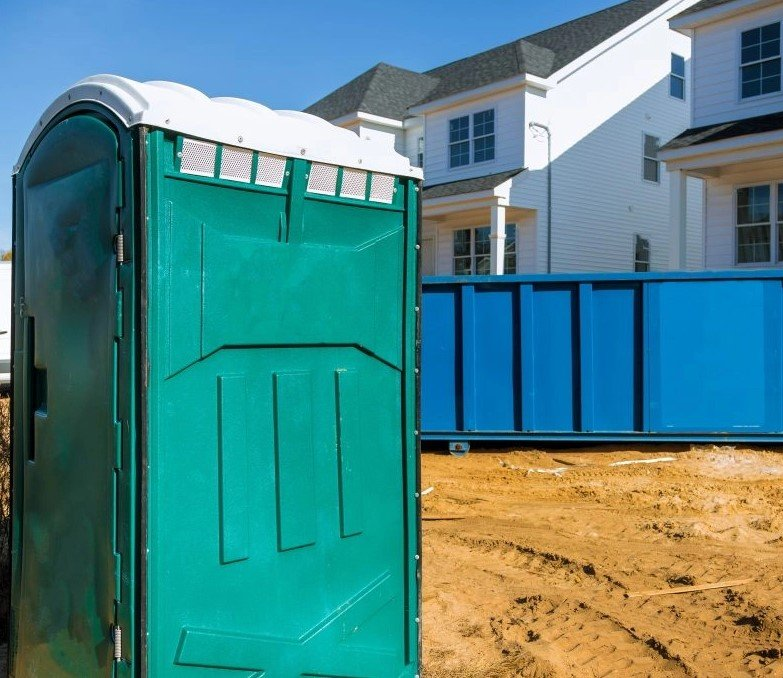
0, 0, 620, 249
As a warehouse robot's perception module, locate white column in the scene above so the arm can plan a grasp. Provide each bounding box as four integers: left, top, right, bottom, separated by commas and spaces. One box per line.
489, 203, 507, 275
669, 170, 688, 270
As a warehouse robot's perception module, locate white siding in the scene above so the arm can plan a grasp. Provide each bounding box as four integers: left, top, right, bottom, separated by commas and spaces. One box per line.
703, 160, 783, 268
423, 90, 525, 187
692, 4, 783, 127
509, 0, 702, 272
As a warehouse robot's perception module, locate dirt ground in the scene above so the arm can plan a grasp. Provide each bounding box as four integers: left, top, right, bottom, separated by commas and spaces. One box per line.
421, 445, 783, 677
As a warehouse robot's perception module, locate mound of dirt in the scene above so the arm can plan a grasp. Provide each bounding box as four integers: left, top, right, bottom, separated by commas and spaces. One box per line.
421, 446, 783, 677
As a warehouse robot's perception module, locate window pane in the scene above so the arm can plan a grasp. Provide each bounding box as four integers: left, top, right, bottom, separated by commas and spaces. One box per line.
742, 45, 761, 64
454, 257, 472, 275
737, 224, 771, 263
474, 227, 490, 256
743, 78, 762, 98
504, 225, 516, 274
474, 135, 495, 162
644, 158, 660, 182
476, 255, 491, 276
644, 135, 659, 158
742, 27, 760, 49
449, 140, 470, 167
453, 228, 471, 257
670, 75, 685, 99
473, 110, 495, 137
449, 116, 469, 143
762, 22, 780, 42
671, 53, 685, 77
761, 38, 780, 59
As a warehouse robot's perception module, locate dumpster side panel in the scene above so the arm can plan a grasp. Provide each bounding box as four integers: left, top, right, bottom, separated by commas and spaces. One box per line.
145, 131, 419, 676
421, 273, 783, 442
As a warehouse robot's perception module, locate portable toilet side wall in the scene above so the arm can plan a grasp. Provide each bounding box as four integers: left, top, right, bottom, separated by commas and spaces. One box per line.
11, 75, 422, 678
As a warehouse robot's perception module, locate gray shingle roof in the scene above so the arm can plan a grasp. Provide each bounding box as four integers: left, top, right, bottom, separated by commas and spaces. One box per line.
660, 111, 783, 152
306, 0, 671, 119
304, 64, 438, 121
422, 169, 525, 199
672, 0, 737, 20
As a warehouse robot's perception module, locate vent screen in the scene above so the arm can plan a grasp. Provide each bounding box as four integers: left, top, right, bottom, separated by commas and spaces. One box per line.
180, 138, 217, 177
219, 146, 253, 183
256, 153, 287, 188
370, 173, 395, 203
307, 163, 338, 195
340, 168, 367, 200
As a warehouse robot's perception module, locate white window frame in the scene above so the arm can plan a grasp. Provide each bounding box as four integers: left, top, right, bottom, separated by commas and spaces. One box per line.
670, 53, 686, 101
416, 136, 424, 168
739, 21, 782, 101
633, 234, 651, 272
733, 181, 783, 267
642, 133, 660, 184
452, 224, 517, 275
447, 108, 496, 169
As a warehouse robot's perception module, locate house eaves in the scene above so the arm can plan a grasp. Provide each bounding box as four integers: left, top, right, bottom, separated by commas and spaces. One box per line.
670, 0, 780, 30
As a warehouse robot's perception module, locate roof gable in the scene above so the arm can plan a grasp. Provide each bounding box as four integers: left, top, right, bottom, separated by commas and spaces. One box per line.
306, 0, 672, 120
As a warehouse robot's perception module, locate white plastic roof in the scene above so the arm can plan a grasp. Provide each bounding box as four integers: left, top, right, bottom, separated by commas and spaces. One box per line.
14, 74, 423, 179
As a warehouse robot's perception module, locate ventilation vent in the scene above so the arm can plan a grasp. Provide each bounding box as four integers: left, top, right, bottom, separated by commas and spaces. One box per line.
307, 163, 338, 195
180, 138, 217, 177
255, 153, 287, 188
219, 146, 253, 182
340, 168, 367, 200
370, 173, 395, 204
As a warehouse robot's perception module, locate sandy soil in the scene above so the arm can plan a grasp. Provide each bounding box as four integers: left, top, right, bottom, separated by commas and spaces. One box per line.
421, 445, 783, 677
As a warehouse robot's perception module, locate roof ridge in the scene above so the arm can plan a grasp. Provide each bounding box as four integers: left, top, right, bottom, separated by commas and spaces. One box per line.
524, 0, 652, 44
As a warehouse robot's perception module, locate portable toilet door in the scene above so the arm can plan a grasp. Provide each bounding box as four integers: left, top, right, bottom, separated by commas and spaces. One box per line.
11, 75, 422, 678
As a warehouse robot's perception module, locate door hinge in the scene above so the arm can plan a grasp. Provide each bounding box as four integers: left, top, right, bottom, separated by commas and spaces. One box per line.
114, 233, 125, 265
112, 624, 122, 662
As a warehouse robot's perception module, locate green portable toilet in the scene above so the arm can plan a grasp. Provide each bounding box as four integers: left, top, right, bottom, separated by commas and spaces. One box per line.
11, 75, 422, 677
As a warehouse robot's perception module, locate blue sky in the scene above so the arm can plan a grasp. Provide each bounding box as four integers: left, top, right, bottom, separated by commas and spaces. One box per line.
1, 0, 621, 249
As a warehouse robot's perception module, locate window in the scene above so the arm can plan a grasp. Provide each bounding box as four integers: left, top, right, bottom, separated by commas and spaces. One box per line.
643, 134, 660, 183
448, 109, 495, 168
741, 23, 781, 98
473, 110, 495, 163
736, 184, 772, 263
453, 225, 516, 275
417, 136, 424, 168
634, 235, 651, 272
449, 116, 470, 168
670, 53, 685, 99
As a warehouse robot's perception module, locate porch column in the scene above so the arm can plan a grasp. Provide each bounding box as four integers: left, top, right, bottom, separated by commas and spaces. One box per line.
490, 203, 507, 275
669, 170, 688, 270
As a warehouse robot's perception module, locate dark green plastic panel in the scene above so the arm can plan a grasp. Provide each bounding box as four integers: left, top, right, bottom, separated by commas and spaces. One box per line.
11, 113, 137, 676
144, 132, 419, 677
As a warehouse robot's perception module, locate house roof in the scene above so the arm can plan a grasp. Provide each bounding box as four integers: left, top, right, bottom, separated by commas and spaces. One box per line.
660, 111, 783, 152
304, 64, 438, 122
422, 168, 525, 199
306, 0, 671, 119
671, 0, 736, 20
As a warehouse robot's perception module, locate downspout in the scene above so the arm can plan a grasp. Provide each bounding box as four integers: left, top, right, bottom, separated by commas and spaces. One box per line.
529, 122, 552, 273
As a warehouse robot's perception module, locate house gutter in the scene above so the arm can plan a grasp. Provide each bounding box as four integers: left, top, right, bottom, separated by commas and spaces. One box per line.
529, 122, 553, 274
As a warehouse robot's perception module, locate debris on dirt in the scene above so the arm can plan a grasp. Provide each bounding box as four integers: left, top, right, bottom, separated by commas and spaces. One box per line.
625, 578, 754, 599
609, 456, 677, 467
421, 486, 435, 496
525, 467, 568, 477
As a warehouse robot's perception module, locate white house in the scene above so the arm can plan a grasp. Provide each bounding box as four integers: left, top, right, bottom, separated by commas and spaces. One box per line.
306, 0, 705, 275
660, 0, 783, 269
